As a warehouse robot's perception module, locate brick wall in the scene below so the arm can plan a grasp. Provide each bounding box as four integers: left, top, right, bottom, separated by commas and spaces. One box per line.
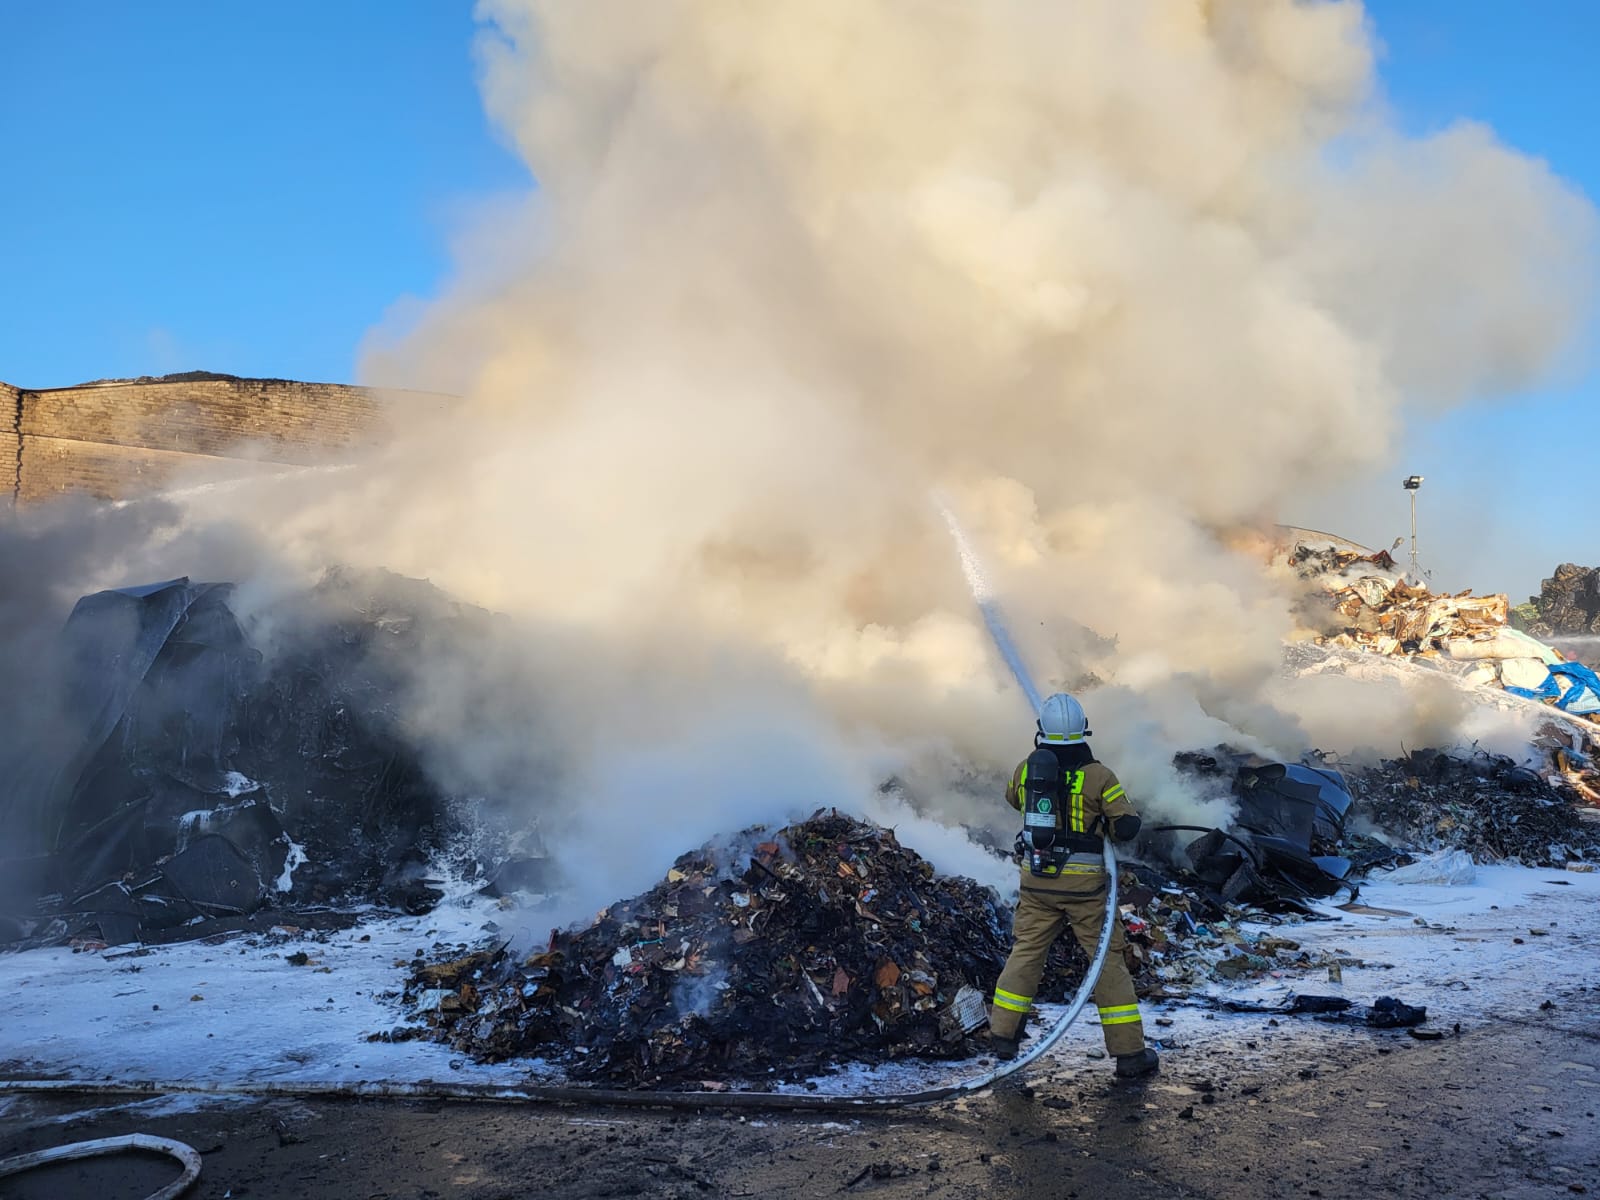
0, 375, 442, 504
16, 436, 287, 503
0, 383, 19, 499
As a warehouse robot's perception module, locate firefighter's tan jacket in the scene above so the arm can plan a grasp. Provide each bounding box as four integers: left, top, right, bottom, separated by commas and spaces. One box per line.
1005, 757, 1137, 890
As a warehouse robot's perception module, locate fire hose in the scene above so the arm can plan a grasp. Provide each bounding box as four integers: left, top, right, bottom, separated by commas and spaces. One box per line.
0, 499, 1119, 1112
0, 1133, 202, 1200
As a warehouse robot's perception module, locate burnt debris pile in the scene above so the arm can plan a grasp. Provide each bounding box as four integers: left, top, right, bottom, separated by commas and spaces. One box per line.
397, 810, 1080, 1087
1346, 749, 1600, 867
1166, 745, 1598, 888
0, 570, 533, 950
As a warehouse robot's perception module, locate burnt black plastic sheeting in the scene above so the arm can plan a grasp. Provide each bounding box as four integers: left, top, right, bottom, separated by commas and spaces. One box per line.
0, 579, 289, 943
1217, 993, 1428, 1028
0, 573, 458, 947
1183, 761, 1355, 906
3, 579, 224, 861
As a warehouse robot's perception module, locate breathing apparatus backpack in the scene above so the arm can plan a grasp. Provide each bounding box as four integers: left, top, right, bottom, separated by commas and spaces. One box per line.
1019, 747, 1100, 876
1020, 747, 1069, 876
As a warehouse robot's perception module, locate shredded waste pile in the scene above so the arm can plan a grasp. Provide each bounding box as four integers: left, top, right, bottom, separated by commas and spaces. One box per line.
1111, 752, 1385, 993
1112, 746, 1599, 997
1345, 749, 1600, 867
391, 810, 1082, 1087
1109, 859, 1368, 995
1515, 562, 1600, 643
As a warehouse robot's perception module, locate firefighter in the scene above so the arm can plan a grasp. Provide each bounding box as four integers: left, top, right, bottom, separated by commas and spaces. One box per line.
988, 692, 1159, 1079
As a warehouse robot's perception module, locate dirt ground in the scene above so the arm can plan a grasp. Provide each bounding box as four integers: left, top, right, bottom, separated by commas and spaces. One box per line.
4, 991, 1598, 1200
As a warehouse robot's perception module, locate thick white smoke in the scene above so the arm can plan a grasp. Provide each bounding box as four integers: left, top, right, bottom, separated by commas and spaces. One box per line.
38, 1, 1593, 917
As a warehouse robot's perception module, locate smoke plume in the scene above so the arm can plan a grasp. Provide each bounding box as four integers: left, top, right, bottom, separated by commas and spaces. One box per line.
8, 2, 1594, 916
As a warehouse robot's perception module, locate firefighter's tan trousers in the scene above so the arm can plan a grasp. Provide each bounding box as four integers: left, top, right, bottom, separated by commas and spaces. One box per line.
990, 879, 1146, 1057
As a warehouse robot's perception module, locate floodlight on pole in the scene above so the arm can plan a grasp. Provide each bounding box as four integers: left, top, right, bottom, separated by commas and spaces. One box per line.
1402, 475, 1424, 579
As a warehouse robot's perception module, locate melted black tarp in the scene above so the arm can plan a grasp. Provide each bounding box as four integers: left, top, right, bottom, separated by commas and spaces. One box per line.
0, 573, 473, 947
1169, 751, 1355, 906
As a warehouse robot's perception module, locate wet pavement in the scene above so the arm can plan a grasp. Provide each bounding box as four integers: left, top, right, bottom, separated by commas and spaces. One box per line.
4, 985, 1597, 1200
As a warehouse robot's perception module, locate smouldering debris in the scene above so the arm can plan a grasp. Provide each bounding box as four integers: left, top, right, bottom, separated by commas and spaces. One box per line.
393, 810, 1084, 1086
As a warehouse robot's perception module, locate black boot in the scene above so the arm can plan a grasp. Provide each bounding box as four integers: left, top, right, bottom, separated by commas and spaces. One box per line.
1114, 1047, 1159, 1079
990, 1032, 1019, 1061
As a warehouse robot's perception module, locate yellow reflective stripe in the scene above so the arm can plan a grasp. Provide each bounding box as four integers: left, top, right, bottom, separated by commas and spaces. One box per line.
1070, 770, 1084, 832
1098, 1003, 1142, 1025
993, 987, 1032, 1014
1103, 784, 1125, 804
1015, 763, 1027, 808
1058, 864, 1103, 874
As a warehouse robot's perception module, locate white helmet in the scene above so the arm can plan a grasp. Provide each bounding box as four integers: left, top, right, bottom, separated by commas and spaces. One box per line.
1036, 692, 1090, 745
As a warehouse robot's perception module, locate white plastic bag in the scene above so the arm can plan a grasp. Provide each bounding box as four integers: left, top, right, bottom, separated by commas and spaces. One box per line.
1382, 848, 1476, 886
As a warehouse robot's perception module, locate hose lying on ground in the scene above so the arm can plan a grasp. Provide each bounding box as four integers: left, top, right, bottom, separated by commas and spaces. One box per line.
0, 1133, 201, 1200
0, 842, 1117, 1114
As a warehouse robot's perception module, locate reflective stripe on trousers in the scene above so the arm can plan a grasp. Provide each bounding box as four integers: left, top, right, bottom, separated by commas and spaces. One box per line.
1098, 1003, 1142, 1025
992, 986, 1031, 1015
990, 884, 1146, 1056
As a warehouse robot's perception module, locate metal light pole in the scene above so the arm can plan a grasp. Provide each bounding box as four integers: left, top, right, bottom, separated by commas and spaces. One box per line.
1402, 475, 1424, 580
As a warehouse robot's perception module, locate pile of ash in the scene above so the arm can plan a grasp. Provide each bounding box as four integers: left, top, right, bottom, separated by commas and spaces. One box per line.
395, 810, 1083, 1087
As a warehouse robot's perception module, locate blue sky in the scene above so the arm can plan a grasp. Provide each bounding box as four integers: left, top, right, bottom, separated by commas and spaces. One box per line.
0, 2, 1592, 595
0, 1, 526, 386
1303, 1, 1599, 596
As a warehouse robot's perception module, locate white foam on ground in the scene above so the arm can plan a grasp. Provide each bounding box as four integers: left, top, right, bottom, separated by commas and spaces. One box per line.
274, 839, 309, 893
1206, 864, 1600, 1026
222, 773, 260, 798
0, 888, 557, 1088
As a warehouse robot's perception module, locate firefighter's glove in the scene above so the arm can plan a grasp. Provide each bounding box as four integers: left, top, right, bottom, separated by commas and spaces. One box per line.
1110, 813, 1142, 842
1012, 833, 1027, 860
